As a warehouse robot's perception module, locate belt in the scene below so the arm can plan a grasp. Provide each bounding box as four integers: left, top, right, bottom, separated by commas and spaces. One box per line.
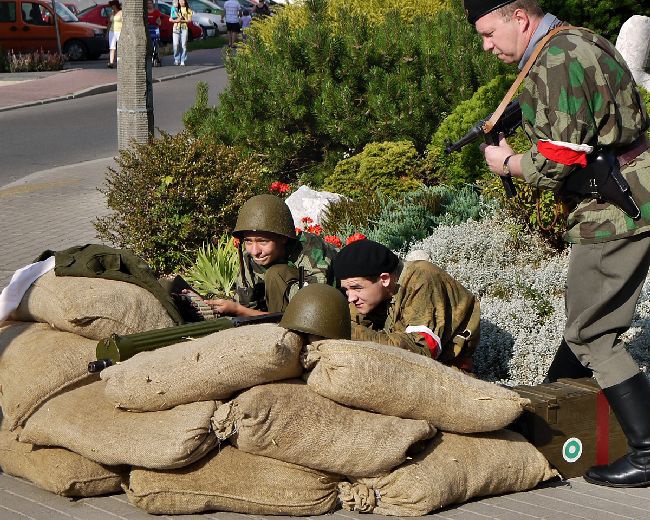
617, 134, 649, 168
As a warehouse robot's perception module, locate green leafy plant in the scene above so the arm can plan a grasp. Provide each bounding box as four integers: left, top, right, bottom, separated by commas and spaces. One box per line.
183, 235, 239, 298
94, 131, 269, 275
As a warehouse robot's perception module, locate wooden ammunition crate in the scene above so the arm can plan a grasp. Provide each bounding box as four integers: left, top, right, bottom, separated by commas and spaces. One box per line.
509, 378, 628, 479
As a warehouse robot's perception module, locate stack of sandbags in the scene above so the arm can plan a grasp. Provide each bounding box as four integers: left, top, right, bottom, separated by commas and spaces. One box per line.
10, 270, 175, 339
302, 339, 557, 515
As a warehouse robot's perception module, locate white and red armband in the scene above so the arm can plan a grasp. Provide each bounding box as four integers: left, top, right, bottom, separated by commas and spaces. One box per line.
405, 325, 442, 359
537, 139, 594, 167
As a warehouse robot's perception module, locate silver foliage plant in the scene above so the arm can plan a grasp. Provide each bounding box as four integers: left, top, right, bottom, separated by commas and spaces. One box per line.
406, 210, 650, 386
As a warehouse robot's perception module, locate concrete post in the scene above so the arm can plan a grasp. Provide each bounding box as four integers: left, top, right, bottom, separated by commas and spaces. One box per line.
117, 0, 154, 149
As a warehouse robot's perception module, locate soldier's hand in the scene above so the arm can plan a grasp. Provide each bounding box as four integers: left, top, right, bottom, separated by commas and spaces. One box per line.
482, 133, 516, 177
205, 298, 240, 316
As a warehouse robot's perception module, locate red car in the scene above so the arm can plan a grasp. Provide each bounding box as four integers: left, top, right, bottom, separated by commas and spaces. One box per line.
76, 2, 201, 43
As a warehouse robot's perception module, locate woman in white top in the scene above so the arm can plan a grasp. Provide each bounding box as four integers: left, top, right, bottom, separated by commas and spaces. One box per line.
170, 0, 193, 65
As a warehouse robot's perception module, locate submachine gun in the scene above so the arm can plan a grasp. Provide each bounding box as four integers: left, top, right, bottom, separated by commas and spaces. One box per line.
445, 99, 522, 198
87, 312, 284, 373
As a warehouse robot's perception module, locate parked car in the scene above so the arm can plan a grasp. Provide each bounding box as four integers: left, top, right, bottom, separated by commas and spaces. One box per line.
160, 0, 223, 36
77, 2, 202, 43
155, 2, 204, 41
0, 0, 107, 59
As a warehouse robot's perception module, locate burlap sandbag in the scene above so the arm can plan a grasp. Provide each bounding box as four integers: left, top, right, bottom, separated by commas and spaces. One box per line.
101, 324, 303, 411
212, 381, 436, 477
338, 430, 558, 516
0, 429, 125, 497
10, 270, 175, 340
0, 321, 98, 430
126, 445, 340, 515
303, 340, 529, 433
19, 380, 218, 469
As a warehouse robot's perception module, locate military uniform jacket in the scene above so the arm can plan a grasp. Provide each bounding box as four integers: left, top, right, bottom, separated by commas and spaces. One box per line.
519, 27, 650, 243
350, 260, 480, 362
235, 231, 337, 310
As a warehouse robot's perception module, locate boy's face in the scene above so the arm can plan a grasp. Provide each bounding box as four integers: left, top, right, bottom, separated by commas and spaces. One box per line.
340, 274, 392, 315
242, 231, 288, 267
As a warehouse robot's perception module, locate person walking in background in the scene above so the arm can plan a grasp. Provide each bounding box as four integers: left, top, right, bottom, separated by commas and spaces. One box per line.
252, 0, 270, 18
107, 0, 122, 68
170, 0, 192, 66
466, 0, 650, 487
240, 8, 251, 43
221, 0, 241, 49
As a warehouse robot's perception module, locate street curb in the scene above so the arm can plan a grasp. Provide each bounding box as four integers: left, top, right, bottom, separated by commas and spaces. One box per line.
0, 65, 222, 113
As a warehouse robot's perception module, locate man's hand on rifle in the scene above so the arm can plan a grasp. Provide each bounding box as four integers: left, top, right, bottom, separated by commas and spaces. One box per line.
481, 133, 523, 179
204, 298, 267, 317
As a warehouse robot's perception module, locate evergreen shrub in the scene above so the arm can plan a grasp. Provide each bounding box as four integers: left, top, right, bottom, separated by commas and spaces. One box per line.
324, 141, 423, 198
94, 132, 269, 275
186, 0, 508, 177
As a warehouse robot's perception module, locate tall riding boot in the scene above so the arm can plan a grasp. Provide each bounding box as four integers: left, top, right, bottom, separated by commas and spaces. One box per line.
584, 372, 650, 487
543, 339, 593, 383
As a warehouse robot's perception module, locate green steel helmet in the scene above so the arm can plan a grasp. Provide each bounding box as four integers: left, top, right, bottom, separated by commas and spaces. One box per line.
232, 194, 297, 239
279, 284, 351, 340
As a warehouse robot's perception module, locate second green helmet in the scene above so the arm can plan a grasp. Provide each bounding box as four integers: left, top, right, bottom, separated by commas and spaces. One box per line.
279, 284, 351, 340
232, 194, 297, 239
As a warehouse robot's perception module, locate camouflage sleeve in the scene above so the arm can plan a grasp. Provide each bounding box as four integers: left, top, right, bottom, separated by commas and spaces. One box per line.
519, 30, 646, 191
350, 322, 433, 358
294, 233, 336, 285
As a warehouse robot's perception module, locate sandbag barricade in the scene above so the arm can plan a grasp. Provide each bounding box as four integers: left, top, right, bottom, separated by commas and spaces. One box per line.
211, 381, 436, 477
10, 270, 175, 340
126, 445, 340, 515
0, 429, 126, 497
303, 339, 529, 433
19, 380, 218, 469
101, 324, 304, 411
0, 321, 98, 430
338, 430, 558, 516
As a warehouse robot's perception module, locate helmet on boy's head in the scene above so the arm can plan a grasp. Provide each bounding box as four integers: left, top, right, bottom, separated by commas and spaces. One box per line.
279, 284, 351, 340
232, 194, 297, 240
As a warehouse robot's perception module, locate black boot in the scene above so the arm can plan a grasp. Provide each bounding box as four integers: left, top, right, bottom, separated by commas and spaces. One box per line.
543, 339, 593, 383
584, 373, 650, 487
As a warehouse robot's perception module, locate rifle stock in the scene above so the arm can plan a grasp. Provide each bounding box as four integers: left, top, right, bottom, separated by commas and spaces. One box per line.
445, 99, 522, 198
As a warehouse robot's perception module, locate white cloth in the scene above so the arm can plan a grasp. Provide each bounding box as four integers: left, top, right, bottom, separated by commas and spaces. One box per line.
0, 257, 55, 324
223, 0, 240, 23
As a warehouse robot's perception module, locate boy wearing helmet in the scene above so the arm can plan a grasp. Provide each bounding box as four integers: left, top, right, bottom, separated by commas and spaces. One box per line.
206, 195, 337, 317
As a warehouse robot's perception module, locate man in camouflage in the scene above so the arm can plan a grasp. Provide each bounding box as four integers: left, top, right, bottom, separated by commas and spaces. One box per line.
333, 239, 480, 371
466, 0, 650, 487
207, 195, 337, 316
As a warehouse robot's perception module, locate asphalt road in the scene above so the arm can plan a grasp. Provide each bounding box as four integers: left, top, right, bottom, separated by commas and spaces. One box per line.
0, 68, 229, 187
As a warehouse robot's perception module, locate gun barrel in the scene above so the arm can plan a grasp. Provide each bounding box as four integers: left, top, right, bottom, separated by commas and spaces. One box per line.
444, 123, 485, 154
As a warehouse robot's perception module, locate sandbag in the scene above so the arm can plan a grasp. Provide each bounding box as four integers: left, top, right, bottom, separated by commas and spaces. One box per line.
0, 429, 125, 497
212, 381, 435, 477
126, 445, 340, 515
304, 340, 529, 433
10, 270, 175, 340
19, 380, 218, 469
0, 321, 98, 430
102, 324, 303, 411
338, 430, 558, 516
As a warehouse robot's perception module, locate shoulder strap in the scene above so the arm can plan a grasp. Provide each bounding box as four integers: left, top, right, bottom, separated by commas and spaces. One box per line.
483, 25, 576, 133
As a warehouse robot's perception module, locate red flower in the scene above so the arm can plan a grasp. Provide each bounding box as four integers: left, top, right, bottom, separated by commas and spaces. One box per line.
301, 216, 314, 224
232, 237, 240, 248
307, 224, 323, 235
269, 181, 291, 195
324, 235, 342, 248
295, 227, 303, 234
346, 233, 367, 245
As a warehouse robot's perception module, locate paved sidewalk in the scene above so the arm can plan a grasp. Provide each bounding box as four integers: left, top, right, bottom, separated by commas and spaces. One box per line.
0, 48, 224, 111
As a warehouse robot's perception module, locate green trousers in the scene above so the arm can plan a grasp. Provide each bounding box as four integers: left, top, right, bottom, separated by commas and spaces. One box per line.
263, 264, 300, 313
564, 232, 650, 389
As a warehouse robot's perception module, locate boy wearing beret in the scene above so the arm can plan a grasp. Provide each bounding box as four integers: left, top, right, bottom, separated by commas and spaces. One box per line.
333, 239, 480, 371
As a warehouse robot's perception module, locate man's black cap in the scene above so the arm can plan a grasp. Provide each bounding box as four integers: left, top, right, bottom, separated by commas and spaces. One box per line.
463, 0, 516, 24
333, 239, 399, 280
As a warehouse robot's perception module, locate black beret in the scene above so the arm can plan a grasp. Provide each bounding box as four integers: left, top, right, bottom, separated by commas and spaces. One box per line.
333, 240, 399, 280
463, 0, 516, 24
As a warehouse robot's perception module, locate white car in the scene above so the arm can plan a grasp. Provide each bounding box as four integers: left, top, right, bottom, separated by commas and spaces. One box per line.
160, 0, 225, 36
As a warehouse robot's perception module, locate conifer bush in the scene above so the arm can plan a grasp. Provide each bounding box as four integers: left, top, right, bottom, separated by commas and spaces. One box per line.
94, 132, 269, 275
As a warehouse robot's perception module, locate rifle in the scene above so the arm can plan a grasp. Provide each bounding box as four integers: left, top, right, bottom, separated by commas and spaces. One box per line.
445, 99, 522, 198
87, 312, 283, 373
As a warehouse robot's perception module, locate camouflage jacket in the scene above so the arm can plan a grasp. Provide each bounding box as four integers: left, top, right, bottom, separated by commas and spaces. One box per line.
350, 260, 480, 363
235, 231, 337, 310
519, 26, 650, 243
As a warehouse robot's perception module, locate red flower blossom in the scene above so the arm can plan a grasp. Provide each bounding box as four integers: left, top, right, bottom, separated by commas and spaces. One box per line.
232, 237, 240, 248
295, 227, 303, 234
324, 235, 343, 248
269, 181, 292, 195
346, 232, 367, 245
301, 216, 314, 224
307, 224, 323, 235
